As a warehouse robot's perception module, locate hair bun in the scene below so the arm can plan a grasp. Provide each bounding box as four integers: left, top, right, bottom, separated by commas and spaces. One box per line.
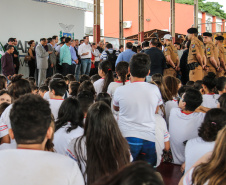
11, 74, 23, 83
207, 72, 216, 79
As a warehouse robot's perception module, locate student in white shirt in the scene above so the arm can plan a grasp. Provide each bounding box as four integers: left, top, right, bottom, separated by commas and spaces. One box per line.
0, 75, 32, 144
184, 108, 226, 172
179, 127, 226, 185
53, 97, 84, 155
66, 102, 130, 185
0, 94, 85, 185
94, 60, 114, 95
201, 72, 220, 108
155, 114, 170, 167
107, 61, 130, 118
169, 88, 205, 165
78, 36, 92, 75
48, 79, 66, 120
113, 53, 162, 166
163, 76, 180, 124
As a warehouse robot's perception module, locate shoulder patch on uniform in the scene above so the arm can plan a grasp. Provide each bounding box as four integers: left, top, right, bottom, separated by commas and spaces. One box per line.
192, 44, 195, 48
207, 48, 210, 52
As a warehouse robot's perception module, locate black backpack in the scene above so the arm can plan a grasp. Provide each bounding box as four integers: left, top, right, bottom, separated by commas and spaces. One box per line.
106, 50, 117, 71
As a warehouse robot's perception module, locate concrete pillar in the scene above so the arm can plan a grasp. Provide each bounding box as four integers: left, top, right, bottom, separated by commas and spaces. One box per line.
170, 0, 175, 41
221, 19, 225, 32
138, 0, 144, 42
194, 0, 198, 28
119, 0, 124, 46
212, 16, 216, 33
201, 12, 206, 33
93, 0, 100, 43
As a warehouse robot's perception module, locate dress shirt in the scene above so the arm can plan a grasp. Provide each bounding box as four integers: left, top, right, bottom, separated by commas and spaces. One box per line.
100, 49, 119, 61
60, 44, 71, 65
70, 46, 78, 65
1, 52, 15, 76
78, 43, 92, 59
92, 49, 101, 62
115, 49, 136, 66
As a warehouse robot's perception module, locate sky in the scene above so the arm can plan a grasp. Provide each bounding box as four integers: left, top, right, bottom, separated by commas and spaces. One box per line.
205, 0, 226, 12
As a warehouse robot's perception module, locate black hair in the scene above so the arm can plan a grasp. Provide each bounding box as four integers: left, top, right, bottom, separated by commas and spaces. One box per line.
92, 42, 96, 46
99, 61, 114, 93
77, 91, 94, 115
0, 89, 10, 97
151, 73, 163, 82
52, 35, 58, 40
216, 76, 226, 92
96, 92, 111, 107
126, 42, 133, 49
115, 61, 129, 85
186, 81, 195, 87
10, 94, 52, 144
40, 38, 46, 42
55, 97, 84, 133
60, 36, 65, 42
93, 161, 163, 185
28, 40, 35, 46
52, 73, 64, 80
198, 108, 226, 142
194, 80, 203, 91
0, 75, 7, 90
25, 77, 35, 85
132, 46, 137, 53
8, 38, 15, 43
90, 74, 101, 83
7, 74, 32, 101
183, 88, 203, 111
119, 45, 124, 49
156, 41, 162, 49
30, 82, 38, 92
65, 37, 71, 43
66, 74, 76, 82
150, 38, 158, 46
83, 36, 89, 40
44, 77, 52, 86
78, 80, 96, 96
178, 85, 192, 97
0, 102, 10, 117
79, 74, 91, 84
6, 45, 14, 50
202, 72, 217, 92
64, 76, 69, 82
69, 81, 80, 97
130, 53, 150, 78
106, 43, 113, 49
80, 39, 84, 43
142, 41, 149, 48
47, 37, 53, 43
39, 85, 48, 93
49, 79, 67, 97
218, 93, 226, 109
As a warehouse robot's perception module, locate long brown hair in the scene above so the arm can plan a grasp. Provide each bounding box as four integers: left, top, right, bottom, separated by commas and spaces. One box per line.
192, 126, 226, 185
74, 102, 130, 185
163, 76, 178, 98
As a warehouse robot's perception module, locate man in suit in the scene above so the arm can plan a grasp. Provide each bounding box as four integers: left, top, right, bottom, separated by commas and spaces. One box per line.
36, 38, 52, 86
74, 39, 81, 81
47, 38, 57, 77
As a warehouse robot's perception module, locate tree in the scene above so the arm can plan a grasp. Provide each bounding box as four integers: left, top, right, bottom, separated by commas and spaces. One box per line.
162, 0, 226, 19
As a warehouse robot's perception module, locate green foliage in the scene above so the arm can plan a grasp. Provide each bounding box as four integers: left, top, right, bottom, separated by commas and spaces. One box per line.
162, 0, 226, 19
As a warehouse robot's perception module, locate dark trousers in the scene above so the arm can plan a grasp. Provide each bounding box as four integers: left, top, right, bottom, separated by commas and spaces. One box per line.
62, 63, 70, 76
28, 60, 36, 77
69, 64, 76, 75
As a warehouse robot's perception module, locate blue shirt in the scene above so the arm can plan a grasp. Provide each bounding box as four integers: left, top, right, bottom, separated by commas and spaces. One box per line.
60, 44, 71, 65
69, 46, 78, 65
115, 49, 136, 66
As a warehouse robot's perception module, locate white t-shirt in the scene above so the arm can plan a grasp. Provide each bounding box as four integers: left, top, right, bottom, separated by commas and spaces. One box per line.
183, 167, 208, 185
44, 91, 69, 100
113, 82, 162, 142
48, 99, 64, 120
0, 104, 13, 138
0, 149, 85, 185
201, 94, 220, 109
185, 137, 215, 172
169, 108, 205, 165
155, 114, 170, 167
165, 98, 178, 126
107, 80, 130, 119
93, 78, 104, 95
53, 123, 84, 155
0, 141, 16, 150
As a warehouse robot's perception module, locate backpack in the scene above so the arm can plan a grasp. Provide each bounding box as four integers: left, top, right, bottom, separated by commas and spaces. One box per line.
106, 50, 117, 71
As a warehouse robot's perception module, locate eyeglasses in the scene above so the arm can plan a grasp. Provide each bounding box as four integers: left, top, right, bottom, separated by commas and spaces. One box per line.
178, 95, 184, 102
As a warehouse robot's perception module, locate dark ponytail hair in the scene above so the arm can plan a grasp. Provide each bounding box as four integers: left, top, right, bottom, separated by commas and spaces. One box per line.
202, 72, 217, 92
99, 61, 114, 92
0, 75, 7, 90
116, 61, 129, 85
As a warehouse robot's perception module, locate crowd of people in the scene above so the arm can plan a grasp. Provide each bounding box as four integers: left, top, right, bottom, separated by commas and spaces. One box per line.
0, 27, 225, 185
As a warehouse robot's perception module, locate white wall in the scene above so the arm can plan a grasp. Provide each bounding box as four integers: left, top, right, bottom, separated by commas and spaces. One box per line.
0, 0, 85, 54
0, 0, 85, 76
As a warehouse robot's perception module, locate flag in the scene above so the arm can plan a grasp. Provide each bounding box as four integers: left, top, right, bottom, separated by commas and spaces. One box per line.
0, 42, 5, 59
